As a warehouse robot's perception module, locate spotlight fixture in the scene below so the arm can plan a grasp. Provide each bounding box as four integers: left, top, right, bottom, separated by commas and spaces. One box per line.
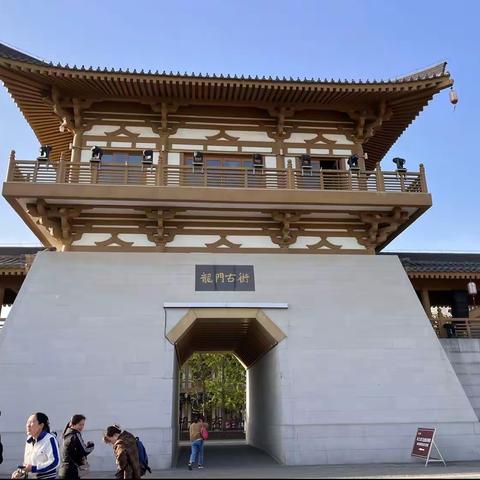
300, 154, 312, 169
347, 154, 359, 171
142, 149, 154, 164
37, 145, 52, 162
392, 157, 406, 173
90, 146, 104, 162
193, 151, 204, 166
252, 153, 264, 168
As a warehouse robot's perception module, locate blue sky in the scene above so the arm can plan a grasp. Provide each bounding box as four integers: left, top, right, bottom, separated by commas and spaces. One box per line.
0, 0, 477, 251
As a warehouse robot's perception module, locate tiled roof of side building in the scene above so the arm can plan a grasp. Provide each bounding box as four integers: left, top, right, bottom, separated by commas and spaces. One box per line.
382, 252, 480, 273
0, 247, 44, 272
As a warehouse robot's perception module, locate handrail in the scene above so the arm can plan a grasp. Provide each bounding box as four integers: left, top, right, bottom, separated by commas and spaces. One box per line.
6, 159, 428, 193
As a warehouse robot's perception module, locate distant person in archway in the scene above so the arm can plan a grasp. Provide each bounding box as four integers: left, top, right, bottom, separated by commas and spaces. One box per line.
58, 414, 94, 479
188, 415, 208, 470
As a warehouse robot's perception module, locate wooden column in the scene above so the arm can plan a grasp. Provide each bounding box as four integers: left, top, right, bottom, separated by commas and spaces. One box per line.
420, 288, 431, 316
71, 128, 83, 163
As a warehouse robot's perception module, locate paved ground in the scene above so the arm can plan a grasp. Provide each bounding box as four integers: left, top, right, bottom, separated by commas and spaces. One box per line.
3, 441, 480, 478
97, 441, 480, 479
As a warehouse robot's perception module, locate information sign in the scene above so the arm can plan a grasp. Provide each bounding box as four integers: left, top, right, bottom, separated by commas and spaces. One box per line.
411, 427, 446, 466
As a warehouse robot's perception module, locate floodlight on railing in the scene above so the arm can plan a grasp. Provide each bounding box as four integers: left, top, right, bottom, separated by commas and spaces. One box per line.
193, 151, 204, 166
393, 157, 407, 173
252, 153, 264, 169
347, 154, 359, 171
37, 145, 52, 162
90, 146, 103, 163
142, 149, 154, 164
300, 154, 312, 169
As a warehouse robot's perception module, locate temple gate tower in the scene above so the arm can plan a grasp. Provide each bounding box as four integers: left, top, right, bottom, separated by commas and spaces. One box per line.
0, 43, 478, 471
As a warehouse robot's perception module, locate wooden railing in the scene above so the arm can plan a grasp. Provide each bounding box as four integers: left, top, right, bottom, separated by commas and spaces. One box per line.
432, 317, 480, 339
6, 157, 428, 193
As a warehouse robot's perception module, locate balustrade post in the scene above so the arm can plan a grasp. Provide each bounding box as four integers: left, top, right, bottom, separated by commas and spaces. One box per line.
375, 163, 385, 191
466, 320, 472, 338
286, 159, 295, 189
156, 163, 164, 186
419, 163, 428, 192
57, 158, 66, 183
319, 169, 325, 190
244, 167, 248, 188
91, 163, 99, 184
7, 150, 16, 181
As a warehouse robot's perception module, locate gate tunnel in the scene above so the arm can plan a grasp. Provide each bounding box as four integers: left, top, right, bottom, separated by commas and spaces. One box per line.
166, 308, 287, 465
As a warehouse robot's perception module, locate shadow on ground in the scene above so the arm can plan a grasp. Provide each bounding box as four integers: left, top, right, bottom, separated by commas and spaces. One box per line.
176, 440, 279, 469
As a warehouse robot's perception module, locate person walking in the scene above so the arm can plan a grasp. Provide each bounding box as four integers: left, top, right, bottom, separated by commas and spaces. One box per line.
23, 412, 60, 479
58, 414, 94, 479
188, 415, 208, 470
103, 425, 141, 479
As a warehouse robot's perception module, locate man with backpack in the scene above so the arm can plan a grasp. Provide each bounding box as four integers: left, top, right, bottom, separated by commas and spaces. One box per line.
188, 415, 208, 470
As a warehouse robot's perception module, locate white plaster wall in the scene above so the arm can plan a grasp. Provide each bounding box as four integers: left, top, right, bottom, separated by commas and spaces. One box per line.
441, 339, 480, 420
247, 346, 285, 463
0, 252, 479, 473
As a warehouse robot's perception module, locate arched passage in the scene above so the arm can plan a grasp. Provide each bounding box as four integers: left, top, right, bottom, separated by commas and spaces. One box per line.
166, 308, 286, 466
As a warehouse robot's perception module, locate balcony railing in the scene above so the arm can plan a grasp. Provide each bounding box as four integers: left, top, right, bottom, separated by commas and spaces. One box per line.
6, 157, 428, 193
431, 317, 480, 339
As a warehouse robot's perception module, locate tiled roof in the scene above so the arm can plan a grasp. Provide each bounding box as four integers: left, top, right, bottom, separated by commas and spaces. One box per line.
382, 252, 480, 276
0, 43, 47, 66
0, 42, 449, 85
0, 247, 43, 274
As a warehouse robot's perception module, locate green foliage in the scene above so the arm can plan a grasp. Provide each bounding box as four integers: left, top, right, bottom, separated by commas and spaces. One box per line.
183, 352, 246, 416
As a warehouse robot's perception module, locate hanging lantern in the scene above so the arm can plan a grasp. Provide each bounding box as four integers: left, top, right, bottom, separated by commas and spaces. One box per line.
449, 87, 458, 106
467, 282, 477, 296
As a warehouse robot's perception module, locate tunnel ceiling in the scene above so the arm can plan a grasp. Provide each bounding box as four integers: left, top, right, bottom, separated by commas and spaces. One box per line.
167, 308, 286, 368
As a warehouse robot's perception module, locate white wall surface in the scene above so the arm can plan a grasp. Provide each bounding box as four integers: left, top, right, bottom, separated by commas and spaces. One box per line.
0, 252, 479, 473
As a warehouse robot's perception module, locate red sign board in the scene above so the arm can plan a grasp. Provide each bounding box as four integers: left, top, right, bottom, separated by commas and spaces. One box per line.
411, 428, 435, 458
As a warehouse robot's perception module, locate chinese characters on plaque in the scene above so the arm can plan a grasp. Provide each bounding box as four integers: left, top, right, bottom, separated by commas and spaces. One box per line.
195, 265, 255, 291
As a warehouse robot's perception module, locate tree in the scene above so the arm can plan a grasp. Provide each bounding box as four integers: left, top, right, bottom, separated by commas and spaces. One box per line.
183, 352, 246, 420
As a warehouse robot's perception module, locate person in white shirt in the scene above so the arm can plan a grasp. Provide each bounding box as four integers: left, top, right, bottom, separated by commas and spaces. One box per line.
23, 412, 59, 479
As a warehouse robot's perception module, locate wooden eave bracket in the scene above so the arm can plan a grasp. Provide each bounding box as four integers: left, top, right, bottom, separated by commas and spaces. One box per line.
270, 211, 302, 247
143, 208, 179, 248
43, 87, 94, 133
347, 101, 393, 143
26, 199, 83, 249
358, 207, 408, 250
267, 106, 295, 139
146, 101, 183, 136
